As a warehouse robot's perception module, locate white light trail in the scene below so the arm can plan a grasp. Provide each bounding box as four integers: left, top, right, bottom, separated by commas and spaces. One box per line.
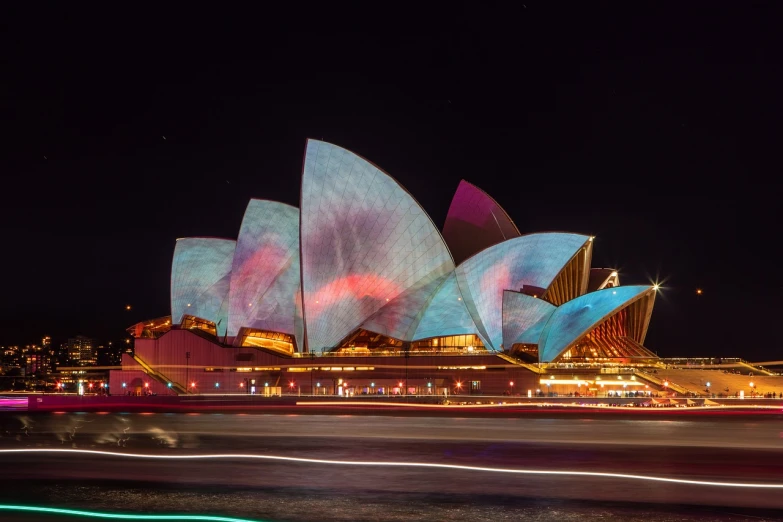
0, 448, 781, 489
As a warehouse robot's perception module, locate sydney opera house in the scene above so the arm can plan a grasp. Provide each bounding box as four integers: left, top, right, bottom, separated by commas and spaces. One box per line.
111, 140, 659, 397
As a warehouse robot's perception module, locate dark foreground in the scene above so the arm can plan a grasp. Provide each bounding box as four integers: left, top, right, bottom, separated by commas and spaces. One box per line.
0, 413, 782, 521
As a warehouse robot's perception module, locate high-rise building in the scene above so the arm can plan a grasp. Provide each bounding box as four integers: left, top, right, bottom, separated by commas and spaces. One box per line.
64, 336, 96, 366
41, 336, 54, 375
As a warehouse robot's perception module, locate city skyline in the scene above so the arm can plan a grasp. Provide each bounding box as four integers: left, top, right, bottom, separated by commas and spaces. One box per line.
1, 4, 780, 359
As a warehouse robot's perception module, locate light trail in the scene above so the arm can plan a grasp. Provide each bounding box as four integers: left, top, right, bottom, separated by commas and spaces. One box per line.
295, 400, 783, 411
0, 504, 264, 521
1, 448, 782, 489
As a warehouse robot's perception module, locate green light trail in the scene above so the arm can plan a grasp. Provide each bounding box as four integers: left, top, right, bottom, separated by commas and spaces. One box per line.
0, 505, 264, 522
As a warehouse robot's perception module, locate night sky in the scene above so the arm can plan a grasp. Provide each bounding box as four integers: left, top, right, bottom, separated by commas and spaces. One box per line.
1, 3, 780, 360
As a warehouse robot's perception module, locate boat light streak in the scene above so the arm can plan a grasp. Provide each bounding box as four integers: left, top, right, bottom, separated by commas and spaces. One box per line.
0, 504, 263, 521
0, 449, 781, 489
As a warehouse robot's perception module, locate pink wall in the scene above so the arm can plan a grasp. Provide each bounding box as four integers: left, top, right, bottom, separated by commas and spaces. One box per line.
122, 329, 539, 396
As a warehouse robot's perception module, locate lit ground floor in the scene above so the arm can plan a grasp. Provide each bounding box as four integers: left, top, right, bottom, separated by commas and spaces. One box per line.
109, 363, 542, 398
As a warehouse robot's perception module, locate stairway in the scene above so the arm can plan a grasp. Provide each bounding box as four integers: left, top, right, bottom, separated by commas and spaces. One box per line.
132, 354, 189, 395
496, 352, 545, 374
633, 369, 691, 395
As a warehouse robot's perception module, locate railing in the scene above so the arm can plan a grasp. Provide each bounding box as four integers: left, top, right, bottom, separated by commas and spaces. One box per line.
132, 354, 188, 395
657, 358, 779, 376
632, 369, 691, 395
495, 353, 544, 373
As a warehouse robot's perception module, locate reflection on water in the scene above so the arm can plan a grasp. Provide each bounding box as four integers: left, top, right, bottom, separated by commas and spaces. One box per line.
3, 483, 777, 522
0, 397, 26, 411
0, 412, 782, 521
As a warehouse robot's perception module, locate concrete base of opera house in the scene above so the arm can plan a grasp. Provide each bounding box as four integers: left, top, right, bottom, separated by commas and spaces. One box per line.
110, 328, 544, 398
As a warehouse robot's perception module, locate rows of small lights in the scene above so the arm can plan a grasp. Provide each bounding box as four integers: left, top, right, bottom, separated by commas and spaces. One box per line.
115, 378, 474, 392
55, 382, 109, 390
0, 449, 782, 489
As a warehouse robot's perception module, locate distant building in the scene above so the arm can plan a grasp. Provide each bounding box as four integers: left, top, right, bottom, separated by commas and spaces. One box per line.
64, 336, 96, 366
1, 345, 21, 372
42, 336, 56, 374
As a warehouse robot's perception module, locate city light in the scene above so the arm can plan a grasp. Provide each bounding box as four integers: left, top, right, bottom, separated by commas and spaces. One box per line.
696, 288, 703, 295
215, 382, 220, 388
125, 305, 131, 310
167, 383, 172, 388
191, 382, 196, 388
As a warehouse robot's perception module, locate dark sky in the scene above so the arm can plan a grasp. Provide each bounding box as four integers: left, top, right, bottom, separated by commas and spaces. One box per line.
1, 3, 780, 360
